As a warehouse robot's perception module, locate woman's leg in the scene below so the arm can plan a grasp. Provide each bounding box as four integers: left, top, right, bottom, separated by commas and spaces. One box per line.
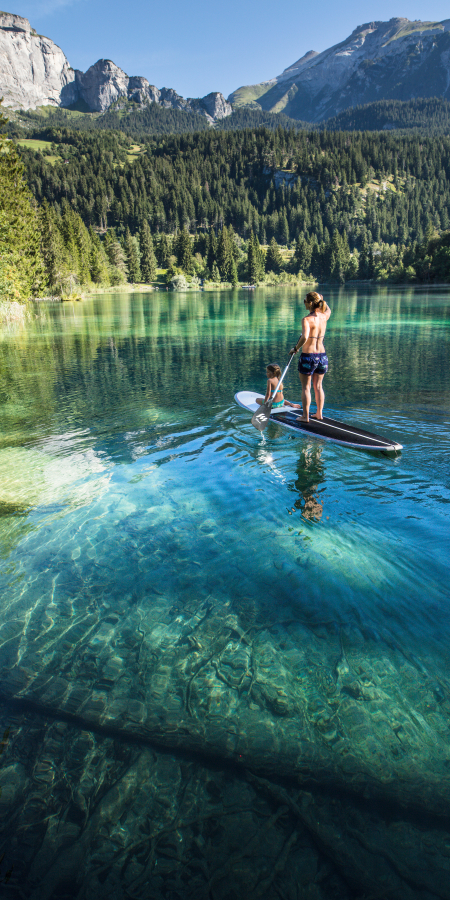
311, 373, 325, 420
299, 373, 312, 421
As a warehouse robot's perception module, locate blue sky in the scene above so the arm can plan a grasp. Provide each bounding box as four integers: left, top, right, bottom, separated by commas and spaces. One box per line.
14, 0, 450, 99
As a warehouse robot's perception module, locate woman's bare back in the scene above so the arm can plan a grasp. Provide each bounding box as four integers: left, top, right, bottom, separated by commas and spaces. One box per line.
302, 311, 328, 353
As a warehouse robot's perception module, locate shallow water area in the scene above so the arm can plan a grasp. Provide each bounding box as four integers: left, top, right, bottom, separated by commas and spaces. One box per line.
0, 285, 449, 898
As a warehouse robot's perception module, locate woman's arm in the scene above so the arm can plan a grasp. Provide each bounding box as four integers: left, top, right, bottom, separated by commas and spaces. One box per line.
290, 317, 310, 355
264, 378, 271, 403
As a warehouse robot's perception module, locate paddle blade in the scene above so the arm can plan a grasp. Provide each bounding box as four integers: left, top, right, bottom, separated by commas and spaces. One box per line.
251, 403, 272, 431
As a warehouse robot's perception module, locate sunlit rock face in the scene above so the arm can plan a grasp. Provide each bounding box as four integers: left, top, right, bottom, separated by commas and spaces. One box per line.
0, 11, 77, 109
0, 11, 232, 120
75, 59, 130, 113
228, 17, 450, 121
198, 91, 233, 120
127, 75, 161, 105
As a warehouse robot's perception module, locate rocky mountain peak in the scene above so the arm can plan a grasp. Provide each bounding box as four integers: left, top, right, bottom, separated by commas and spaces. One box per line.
0, 10, 231, 122
229, 16, 450, 123
76, 60, 130, 113
279, 51, 319, 81
0, 11, 77, 109
0, 11, 33, 33
200, 92, 232, 120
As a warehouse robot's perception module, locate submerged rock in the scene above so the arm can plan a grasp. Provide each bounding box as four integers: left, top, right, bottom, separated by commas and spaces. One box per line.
2, 587, 450, 820
1, 709, 450, 899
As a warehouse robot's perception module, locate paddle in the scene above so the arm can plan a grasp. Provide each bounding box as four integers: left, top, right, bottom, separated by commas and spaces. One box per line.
251, 354, 295, 431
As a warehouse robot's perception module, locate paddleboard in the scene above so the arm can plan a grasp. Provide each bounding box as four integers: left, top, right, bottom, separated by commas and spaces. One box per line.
235, 391, 402, 452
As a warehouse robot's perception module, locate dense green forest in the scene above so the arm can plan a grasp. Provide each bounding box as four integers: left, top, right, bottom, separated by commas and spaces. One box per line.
3, 100, 450, 298
11, 104, 306, 139
19, 126, 450, 243
0, 107, 47, 303
324, 98, 450, 133
11, 97, 450, 141
19, 126, 450, 261
18, 102, 211, 137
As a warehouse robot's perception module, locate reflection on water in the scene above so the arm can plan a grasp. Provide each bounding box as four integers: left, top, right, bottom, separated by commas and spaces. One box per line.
0, 285, 449, 898
289, 444, 325, 521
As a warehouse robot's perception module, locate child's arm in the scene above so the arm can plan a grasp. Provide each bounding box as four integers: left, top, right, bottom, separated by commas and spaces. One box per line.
264, 378, 272, 403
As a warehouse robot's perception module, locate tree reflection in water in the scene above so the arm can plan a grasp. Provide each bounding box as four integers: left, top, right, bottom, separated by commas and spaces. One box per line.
291, 443, 325, 522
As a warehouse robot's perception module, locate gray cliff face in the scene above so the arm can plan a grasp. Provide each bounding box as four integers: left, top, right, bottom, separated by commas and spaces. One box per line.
0, 11, 231, 121
229, 18, 450, 122
200, 92, 233, 120
75, 60, 129, 113
0, 11, 77, 109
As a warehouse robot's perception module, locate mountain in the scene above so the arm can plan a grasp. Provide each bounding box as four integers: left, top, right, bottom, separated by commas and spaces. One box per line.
0, 12, 232, 122
4, 12, 450, 131
228, 18, 450, 122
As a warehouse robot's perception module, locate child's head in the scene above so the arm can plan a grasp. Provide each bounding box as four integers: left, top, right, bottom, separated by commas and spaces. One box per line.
266, 363, 282, 379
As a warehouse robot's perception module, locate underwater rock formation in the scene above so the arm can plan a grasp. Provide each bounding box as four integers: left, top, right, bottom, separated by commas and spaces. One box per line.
1, 709, 450, 899
2, 568, 450, 821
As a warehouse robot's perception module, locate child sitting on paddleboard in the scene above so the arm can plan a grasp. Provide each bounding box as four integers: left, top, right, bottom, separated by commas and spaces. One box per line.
256, 364, 300, 409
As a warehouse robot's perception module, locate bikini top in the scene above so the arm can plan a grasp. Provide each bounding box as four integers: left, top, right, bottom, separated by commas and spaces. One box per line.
272, 379, 283, 399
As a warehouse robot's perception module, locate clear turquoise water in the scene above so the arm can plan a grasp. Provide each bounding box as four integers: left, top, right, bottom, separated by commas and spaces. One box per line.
1, 285, 450, 897
1, 286, 448, 657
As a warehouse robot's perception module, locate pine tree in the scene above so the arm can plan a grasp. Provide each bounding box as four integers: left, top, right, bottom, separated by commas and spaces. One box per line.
211, 262, 220, 283
277, 211, 290, 246
104, 229, 128, 284
139, 220, 157, 282
72, 212, 93, 285
38, 202, 66, 292
217, 225, 233, 281
341, 230, 351, 273
329, 231, 346, 283
293, 235, 312, 275
247, 231, 260, 284
367, 243, 374, 278
124, 227, 141, 282
265, 237, 284, 273
230, 256, 239, 286
175, 226, 192, 273
310, 238, 321, 277
89, 227, 110, 285
0, 101, 47, 300
358, 233, 374, 279
228, 224, 240, 262
207, 229, 217, 272
247, 231, 262, 283
157, 233, 171, 268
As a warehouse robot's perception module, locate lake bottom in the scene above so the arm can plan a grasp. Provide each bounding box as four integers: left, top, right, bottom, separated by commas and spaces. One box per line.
0, 286, 450, 898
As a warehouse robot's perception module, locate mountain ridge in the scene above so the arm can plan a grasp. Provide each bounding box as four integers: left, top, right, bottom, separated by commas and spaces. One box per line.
228, 17, 450, 122
3, 12, 450, 128
0, 11, 232, 122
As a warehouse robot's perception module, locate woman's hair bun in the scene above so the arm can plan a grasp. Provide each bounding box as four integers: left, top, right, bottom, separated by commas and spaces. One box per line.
306, 291, 324, 310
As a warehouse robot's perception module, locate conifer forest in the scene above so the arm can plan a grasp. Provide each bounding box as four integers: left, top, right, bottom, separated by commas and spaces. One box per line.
3, 102, 450, 299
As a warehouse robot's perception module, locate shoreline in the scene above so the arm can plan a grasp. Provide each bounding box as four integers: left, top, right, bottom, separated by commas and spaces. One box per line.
2, 279, 449, 320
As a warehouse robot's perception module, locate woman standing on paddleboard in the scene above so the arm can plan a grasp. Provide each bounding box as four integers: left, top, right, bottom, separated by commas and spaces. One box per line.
290, 292, 331, 422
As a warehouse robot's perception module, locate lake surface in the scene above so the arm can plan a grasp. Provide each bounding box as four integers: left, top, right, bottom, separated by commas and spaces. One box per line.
0, 285, 449, 899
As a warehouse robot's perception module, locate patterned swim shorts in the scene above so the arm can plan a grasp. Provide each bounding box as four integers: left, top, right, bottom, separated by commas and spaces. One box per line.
298, 353, 329, 376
